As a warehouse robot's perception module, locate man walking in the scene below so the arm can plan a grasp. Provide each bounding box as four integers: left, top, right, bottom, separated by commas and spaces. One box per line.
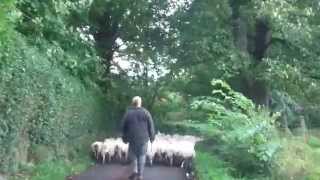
121, 96, 155, 180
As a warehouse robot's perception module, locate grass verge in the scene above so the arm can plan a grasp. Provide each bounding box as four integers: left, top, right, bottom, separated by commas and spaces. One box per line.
10, 156, 93, 180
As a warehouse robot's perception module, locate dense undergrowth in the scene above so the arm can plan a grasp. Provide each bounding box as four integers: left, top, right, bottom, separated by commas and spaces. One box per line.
0, 0, 110, 175
195, 151, 234, 180
161, 80, 320, 180
0, 37, 107, 172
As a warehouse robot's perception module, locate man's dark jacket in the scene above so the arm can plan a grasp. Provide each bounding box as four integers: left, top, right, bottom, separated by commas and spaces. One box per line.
121, 107, 155, 146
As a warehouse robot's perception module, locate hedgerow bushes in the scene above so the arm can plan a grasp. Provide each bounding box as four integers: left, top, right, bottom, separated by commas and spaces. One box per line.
0, 4, 107, 172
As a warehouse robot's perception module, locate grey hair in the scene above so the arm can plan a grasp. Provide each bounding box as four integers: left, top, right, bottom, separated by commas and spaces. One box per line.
132, 96, 142, 107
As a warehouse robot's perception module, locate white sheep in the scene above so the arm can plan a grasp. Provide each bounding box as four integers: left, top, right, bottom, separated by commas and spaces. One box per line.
101, 138, 117, 164
122, 144, 129, 162
178, 141, 196, 169
100, 143, 109, 164
91, 134, 201, 169
115, 138, 129, 163
169, 135, 198, 167
91, 141, 103, 161
146, 140, 155, 165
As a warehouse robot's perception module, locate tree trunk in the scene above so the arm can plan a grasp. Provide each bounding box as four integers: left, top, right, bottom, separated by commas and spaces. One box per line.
229, 1, 272, 106
230, 0, 248, 53
94, 29, 118, 75
93, 21, 119, 90
253, 18, 272, 62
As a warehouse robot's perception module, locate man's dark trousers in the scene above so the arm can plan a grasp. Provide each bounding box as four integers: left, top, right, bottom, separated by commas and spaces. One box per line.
128, 142, 148, 176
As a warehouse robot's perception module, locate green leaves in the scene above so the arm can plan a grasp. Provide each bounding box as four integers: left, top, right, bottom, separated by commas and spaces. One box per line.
0, 0, 19, 40
195, 152, 234, 180
190, 80, 280, 174
0, 1, 107, 171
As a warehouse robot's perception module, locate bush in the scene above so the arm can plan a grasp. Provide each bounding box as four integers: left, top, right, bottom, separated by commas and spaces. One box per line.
271, 138, 320, 180
189, 80, 280, 176
195, 151, 234, 180
192, 80, 280, 174
307, 135, 320, 148
162, 80, 291, 179
0, 27, 106, 174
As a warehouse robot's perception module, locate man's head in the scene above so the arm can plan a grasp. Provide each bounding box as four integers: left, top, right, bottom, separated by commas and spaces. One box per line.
132, 96, 142, 107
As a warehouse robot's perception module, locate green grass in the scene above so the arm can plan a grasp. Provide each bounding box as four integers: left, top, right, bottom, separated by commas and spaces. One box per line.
195, 151, 235, 180
10, 156, 93, 180
31, 159, 90, 180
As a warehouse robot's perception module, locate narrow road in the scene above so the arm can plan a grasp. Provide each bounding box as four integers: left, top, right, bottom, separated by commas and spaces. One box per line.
70, 164, 187, 180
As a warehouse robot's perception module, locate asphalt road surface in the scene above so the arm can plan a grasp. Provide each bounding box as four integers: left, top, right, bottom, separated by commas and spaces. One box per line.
69, 164, 187, 180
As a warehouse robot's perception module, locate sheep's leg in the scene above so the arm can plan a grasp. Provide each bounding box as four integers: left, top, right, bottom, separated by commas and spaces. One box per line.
150, 158, 153, 166
169, 156, 173, 166
149, 155, 153, 166
102, 154, 106, 164
120, 151, 124, 162
165, 154, 171, 166
119, 151, 122, 162
181, 160, 185, 168
96, 151, 100, 162
108, 153, 111, 163
159, 154, 164, 164
124, 152, 128, 163
146, 155, 151, 166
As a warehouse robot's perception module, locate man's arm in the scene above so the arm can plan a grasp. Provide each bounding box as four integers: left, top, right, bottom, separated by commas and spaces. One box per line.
146, 110, 155, 142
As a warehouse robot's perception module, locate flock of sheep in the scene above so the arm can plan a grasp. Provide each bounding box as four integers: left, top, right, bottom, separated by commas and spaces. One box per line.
91, 132, 201, 178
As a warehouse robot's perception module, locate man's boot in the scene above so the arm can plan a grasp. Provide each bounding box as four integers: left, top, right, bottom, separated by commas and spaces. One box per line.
128, 172, 138, 180
136, 175, 143, 180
